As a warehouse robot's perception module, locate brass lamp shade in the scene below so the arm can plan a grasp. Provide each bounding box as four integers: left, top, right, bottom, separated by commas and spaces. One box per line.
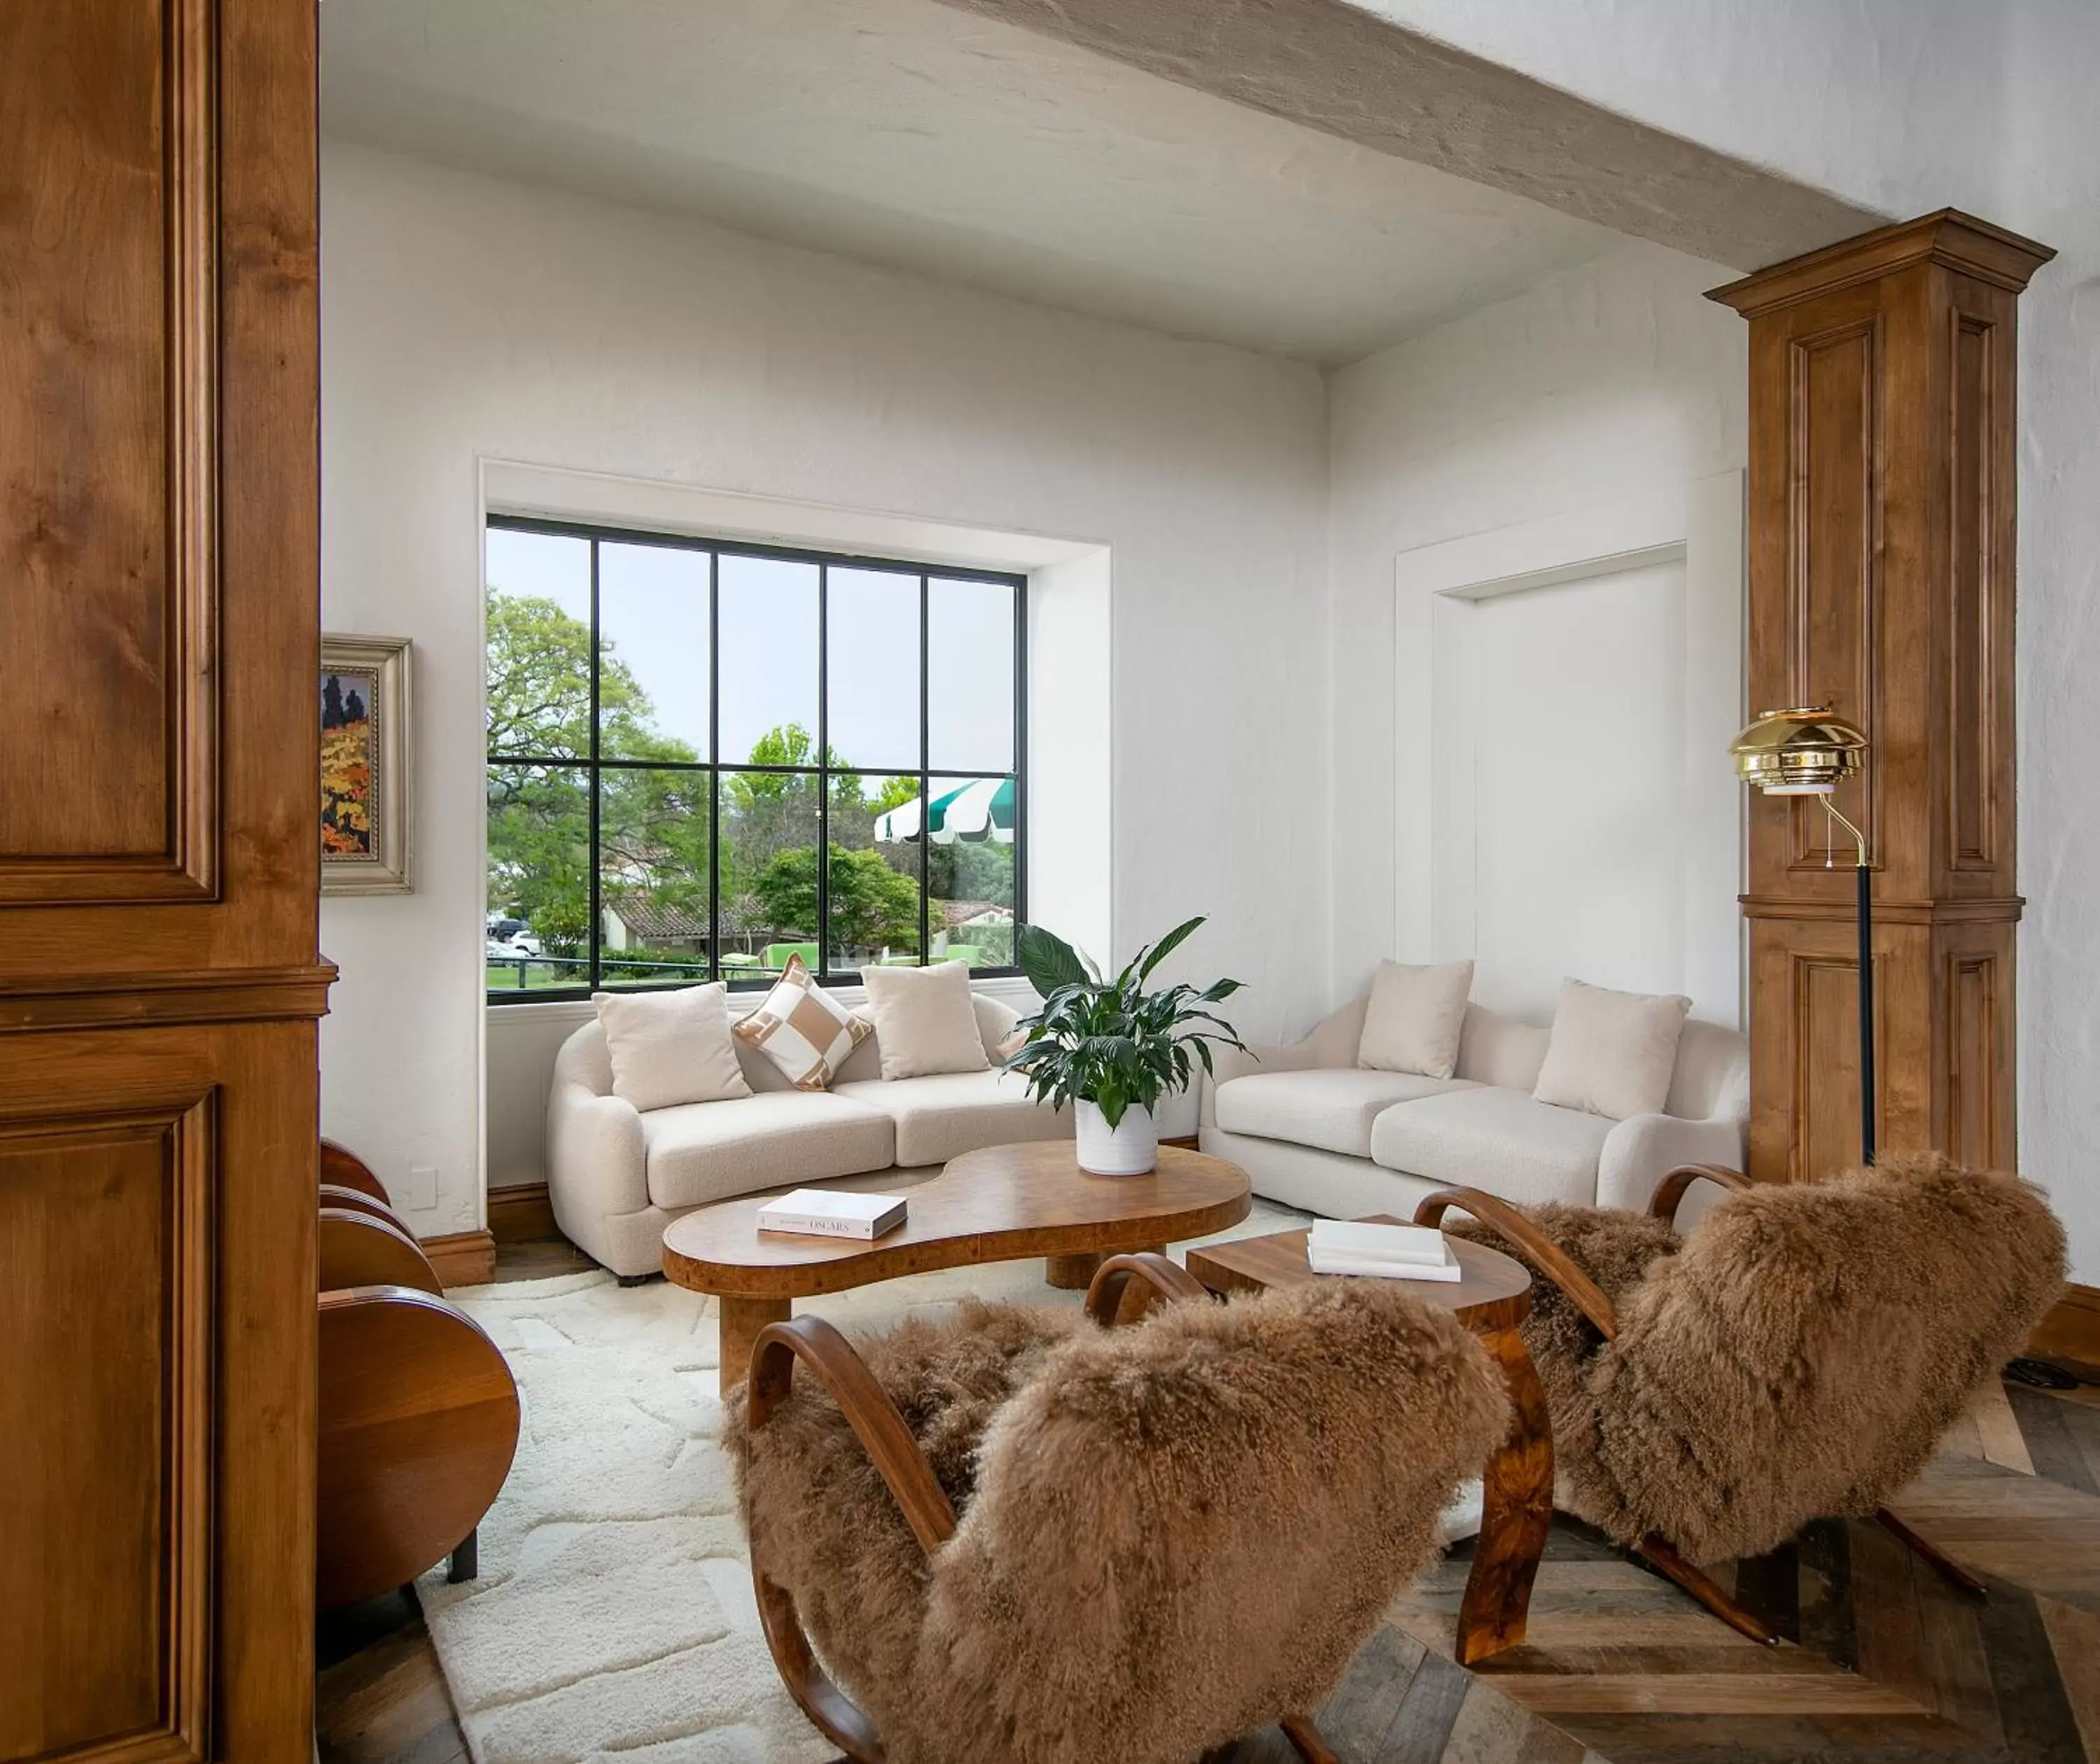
1729, 706, 1868, 794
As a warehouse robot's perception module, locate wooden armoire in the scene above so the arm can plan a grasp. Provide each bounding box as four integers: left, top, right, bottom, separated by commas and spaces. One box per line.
0, 2, 327, 1757
1709, 213, 2052, 1184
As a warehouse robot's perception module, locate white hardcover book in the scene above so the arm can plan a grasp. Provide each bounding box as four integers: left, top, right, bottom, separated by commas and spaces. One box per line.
1307, 1247, 1464, 1282
1308, 1218, 1455, 1268
756, 1188, 909, 1241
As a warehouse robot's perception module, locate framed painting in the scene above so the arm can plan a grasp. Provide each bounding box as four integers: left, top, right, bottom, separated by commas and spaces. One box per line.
321, 634, 413, 894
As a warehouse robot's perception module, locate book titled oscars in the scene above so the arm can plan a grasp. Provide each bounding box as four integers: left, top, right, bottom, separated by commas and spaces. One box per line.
756, 1188, 909, 1241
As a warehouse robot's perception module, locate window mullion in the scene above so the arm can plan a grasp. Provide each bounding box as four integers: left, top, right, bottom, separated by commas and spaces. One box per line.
816, 562, 830, 982
1013, 575, 1026, 935
587, 537, 601, 993
918, 571, 930, 968
708, 548, 720, 984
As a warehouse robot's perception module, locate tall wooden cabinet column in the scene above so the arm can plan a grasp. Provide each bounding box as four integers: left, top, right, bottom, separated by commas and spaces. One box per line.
1710, 213, 2052, 1184
0, 2, 327, 1758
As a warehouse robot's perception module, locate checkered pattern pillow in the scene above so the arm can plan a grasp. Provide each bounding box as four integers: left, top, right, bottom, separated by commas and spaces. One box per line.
731, 954, 872, 1089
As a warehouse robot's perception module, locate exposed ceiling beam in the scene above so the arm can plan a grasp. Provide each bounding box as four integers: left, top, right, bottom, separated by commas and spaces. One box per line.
929, 0, 1883, 270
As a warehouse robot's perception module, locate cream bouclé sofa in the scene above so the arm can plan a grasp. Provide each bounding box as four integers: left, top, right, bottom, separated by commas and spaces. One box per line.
548, 992, 1070, 1278
1199, 993, 1748, 1223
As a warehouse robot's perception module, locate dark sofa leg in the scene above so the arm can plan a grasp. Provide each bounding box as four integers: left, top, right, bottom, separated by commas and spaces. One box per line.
447, 1528, 478, 1583
1636, 1535, 1779, 1645
615, 1271, 656, 1288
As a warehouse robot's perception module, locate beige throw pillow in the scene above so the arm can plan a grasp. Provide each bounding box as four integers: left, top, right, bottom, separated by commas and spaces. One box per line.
1532, 978, 1691, 1121
1357, 958, 1474, 1079
593, 983, 753, 1112
732, 954, 872, 1090
859, 960, 990, 1079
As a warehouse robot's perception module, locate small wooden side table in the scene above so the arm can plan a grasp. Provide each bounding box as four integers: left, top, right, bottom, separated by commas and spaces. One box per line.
1184, 1218, 1550, 1667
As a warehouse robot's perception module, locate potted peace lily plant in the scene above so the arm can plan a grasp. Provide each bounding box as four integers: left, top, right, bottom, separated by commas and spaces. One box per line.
1003, 917, 1247, 1176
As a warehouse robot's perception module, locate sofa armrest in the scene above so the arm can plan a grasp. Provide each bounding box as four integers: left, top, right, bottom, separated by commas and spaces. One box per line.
1595, 1113, 1749, 1216
546, 1080, 648, 1233
1198, 995, 1368, 1128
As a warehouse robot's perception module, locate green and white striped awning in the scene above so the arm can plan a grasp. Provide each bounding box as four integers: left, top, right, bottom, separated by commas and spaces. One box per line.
873, 776, 1015, 846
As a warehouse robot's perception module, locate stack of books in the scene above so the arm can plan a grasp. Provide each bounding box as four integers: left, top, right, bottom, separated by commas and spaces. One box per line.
755, 1188, 909, 1241
1306, 1218, 1461, 1282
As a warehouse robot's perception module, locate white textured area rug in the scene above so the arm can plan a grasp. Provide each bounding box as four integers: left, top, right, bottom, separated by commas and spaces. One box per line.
419, 1202, 1304, 1764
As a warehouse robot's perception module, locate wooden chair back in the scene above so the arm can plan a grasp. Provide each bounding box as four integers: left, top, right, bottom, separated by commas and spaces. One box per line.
321, 1138, 392, 1203
1611, 1158, 2064, 1550
320, 1208, 442, 1296
317, 1285, 520, 1607
319, 1182, 405, 1231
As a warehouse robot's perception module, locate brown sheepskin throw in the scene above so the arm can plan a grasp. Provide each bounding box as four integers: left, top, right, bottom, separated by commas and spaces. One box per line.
729, 1284, 1507, 1764
1462, 1155, 2066, 1562
725, 1298, 1086, 1716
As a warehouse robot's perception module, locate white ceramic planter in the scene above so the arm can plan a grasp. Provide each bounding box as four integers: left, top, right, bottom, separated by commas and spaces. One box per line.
1074, 1100, 1158, 1176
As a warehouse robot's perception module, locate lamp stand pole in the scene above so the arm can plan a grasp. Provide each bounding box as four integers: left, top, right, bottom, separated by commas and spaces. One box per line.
1823, 799, 1875, 1166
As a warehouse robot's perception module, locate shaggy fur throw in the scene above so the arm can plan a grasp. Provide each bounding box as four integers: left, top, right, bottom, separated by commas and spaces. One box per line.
728, 1284, 1508, 1764
1455, 1154, 2066, 1562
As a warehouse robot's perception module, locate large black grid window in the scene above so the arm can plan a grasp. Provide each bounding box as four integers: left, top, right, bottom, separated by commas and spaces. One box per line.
484, 516, 1025, 1001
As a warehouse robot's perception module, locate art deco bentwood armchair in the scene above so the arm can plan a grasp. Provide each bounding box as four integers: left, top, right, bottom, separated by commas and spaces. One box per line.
727, 1253, 1511, 1764
1415, 1153, 2066, 1644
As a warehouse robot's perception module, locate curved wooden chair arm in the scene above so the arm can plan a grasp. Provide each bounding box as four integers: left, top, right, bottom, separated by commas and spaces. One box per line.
1085, 1252, 1208, 1326
743, 1315, 955, 1763
320, 1138, 391, 1203
1648, 1163, 1754, 1225
745, 1315, 956, 1555
1413, 1186, 1619, 1340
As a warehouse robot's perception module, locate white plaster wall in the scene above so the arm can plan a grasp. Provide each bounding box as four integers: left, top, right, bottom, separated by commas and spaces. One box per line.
1999, 2, 2100, 1287
1326, 241, 1747, 998
318, 143, 1329, 1235
1352, 0, 2100, 1287
1348, 0, 2100, 1281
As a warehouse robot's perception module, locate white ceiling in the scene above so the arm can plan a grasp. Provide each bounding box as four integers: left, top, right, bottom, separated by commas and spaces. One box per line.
320, 0, 1613, 365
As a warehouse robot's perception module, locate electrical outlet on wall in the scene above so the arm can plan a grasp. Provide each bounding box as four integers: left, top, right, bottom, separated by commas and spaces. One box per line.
406, 1164, 439, 1211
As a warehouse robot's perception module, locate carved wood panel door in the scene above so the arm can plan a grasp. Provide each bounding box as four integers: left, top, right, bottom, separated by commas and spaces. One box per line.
0, 2, 327, 1757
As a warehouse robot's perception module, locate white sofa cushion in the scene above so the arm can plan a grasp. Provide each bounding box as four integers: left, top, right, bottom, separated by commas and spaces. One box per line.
1212, 1068, 1477, 1159
640, 1091, 895, 1211
1368, 1087, 1616, 1208
1532, 978, 1691, 1121
594, 983, 752, 1112
834, 1069, 1070, 1167
858, 961, 991, 1079
1357, 959, 1474, 1079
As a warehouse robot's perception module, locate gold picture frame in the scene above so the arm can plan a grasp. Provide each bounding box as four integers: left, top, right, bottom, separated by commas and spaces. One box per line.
321, 634, 413, 895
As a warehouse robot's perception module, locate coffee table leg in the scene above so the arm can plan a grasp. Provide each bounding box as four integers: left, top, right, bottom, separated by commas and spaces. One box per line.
1044, 1245, 1166, 1292
1456, 1324, 1553, 1666
718, 1295, 792, 1393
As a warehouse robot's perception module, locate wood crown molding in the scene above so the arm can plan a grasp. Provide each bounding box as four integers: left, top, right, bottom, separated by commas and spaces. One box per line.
1707, 209, 2057, 316
0, 962, 337, 1033
1740, 895, 2024, 925
420, 1231, 498, 1290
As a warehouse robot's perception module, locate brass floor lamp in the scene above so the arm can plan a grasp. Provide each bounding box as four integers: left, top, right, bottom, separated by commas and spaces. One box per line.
1730, 708, 1874, 1165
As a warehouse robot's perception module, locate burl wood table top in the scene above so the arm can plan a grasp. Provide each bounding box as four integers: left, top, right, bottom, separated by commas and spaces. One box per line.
660, 1141, 1252, 1300
1185, 1214, 1533, 1333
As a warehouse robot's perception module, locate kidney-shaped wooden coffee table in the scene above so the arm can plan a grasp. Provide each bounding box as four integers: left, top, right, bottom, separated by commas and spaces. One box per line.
661, 1142, 1252, 1386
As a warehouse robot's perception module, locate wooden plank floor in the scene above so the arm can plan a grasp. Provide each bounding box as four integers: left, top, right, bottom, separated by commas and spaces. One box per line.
316, 1245, 2100, 1764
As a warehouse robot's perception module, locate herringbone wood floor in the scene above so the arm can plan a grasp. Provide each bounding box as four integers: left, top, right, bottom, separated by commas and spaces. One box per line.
316, 1245, 2100, 1764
